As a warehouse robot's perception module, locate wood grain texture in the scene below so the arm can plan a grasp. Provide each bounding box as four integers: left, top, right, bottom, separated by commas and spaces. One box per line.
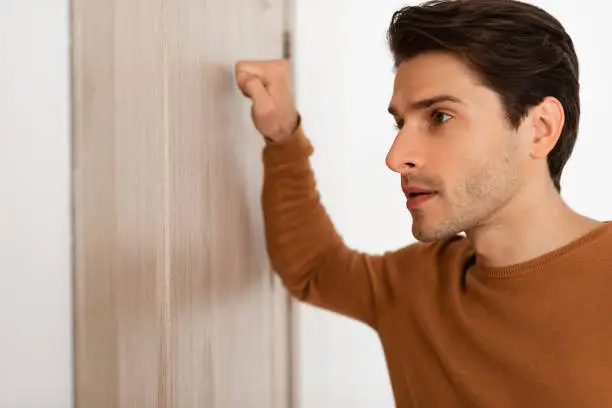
72, 0, 291, 407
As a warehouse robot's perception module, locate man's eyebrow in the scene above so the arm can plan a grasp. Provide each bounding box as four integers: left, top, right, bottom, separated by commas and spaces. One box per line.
388, 95, 464, 116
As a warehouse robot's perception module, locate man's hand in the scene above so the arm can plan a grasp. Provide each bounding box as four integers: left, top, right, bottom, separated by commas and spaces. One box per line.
235, 59, 299, 143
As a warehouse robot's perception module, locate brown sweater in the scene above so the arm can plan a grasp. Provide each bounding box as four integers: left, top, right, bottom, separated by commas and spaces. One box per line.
261, 124, 612, 408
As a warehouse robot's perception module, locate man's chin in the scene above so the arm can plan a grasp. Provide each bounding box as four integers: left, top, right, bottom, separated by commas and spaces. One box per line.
411, 222, 435, 242
412, 220, 461, 243
412, 228, 438, 243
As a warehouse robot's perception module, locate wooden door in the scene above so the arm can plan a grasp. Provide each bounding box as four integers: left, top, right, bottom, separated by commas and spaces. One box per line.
71, 1, 291, 407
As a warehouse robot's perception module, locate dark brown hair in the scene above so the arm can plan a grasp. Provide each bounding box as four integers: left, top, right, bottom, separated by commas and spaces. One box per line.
387, 0, 580, 192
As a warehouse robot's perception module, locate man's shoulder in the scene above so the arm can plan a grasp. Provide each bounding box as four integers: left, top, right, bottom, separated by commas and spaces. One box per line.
384, 233, 472, 269
377, 235, 472, 300
575, 220, 612, 261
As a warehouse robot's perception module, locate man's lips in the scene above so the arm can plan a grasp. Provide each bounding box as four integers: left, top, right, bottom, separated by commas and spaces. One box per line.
403, 187, 437, 197
403, 187, 438, 209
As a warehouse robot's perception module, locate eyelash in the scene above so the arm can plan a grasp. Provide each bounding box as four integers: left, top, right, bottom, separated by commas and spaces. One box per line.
393, 110, 453, 130
431, 110, 453, 126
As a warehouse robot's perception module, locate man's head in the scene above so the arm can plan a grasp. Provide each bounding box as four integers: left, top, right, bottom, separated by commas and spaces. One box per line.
385, 0, 580, 242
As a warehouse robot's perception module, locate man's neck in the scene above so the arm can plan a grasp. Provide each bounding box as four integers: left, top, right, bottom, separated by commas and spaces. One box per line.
465, 183, 603, 268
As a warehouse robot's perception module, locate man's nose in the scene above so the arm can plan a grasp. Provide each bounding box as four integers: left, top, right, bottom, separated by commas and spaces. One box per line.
385, 129, 424, 174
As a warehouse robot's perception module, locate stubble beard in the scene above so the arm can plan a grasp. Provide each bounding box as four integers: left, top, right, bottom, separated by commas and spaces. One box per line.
410, 154, 521, 243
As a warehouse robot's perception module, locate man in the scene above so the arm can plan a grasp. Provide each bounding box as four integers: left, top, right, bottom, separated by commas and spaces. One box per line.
235, 0, 612, 407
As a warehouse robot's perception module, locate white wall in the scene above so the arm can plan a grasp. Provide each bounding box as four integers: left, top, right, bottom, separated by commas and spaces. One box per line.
294, 1, 612, 407
0, 1, 73, 407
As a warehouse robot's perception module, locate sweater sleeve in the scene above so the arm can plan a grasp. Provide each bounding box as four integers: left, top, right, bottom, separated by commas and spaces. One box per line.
261, 123, 389, 329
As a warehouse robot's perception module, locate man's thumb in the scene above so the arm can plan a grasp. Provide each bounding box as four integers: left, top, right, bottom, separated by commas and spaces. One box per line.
240, 76, 274, 113
237, 73, 264, 98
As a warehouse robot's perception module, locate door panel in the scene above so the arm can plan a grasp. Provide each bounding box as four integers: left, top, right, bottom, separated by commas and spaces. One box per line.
72, 1, 290, 407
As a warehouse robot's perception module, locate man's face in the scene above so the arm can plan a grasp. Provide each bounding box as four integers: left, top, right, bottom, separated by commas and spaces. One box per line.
387, 51, 527, 242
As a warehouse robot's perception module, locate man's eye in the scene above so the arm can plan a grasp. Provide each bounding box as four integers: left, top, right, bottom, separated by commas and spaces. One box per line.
394, 118, 404, 130
431, 111, 452, 125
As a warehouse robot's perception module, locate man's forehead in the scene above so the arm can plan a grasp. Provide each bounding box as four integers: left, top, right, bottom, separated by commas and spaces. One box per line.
391, 53, 484, 109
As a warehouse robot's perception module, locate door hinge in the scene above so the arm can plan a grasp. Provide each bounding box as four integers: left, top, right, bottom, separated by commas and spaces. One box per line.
283, 30, 291, 59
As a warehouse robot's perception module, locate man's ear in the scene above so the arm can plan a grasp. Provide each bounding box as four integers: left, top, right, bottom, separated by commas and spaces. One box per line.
529, 96, 565, 159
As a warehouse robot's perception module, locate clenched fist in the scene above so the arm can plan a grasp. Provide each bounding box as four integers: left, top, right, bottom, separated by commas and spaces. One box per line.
235, 59, 300, 143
